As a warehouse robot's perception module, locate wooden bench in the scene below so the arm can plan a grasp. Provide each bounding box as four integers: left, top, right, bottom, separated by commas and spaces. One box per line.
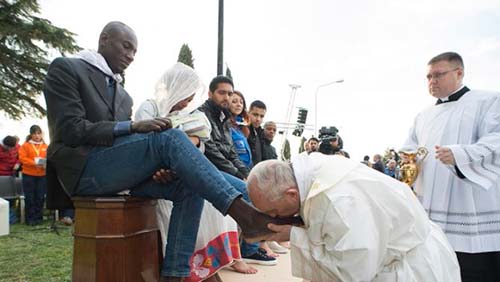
72, 196, 161, 282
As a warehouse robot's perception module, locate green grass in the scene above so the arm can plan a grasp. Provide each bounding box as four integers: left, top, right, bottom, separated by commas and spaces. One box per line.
0, 221, 73, 282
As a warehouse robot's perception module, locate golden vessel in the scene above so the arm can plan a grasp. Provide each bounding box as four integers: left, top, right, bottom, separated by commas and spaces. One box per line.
399, 147, 428, 187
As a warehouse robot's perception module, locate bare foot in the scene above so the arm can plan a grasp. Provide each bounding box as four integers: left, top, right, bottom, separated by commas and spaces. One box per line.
260, 242, 279, 258
231, 260, 258, 274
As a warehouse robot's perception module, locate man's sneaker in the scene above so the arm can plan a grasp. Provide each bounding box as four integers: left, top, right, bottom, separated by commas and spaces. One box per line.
242, 249, 277, 266
268, 241, 289, 254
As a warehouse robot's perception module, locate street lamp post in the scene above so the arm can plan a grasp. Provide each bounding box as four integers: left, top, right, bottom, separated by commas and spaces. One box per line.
314, 79, 344, 134
284, 84, 301, 137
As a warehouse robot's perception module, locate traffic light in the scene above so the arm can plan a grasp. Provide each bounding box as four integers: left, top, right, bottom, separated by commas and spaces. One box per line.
297, 108, 308, 124
292, 125, 304, 137
293, 108, 308, 136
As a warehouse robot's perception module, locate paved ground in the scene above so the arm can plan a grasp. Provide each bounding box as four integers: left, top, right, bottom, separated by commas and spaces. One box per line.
219, 252, 302, 282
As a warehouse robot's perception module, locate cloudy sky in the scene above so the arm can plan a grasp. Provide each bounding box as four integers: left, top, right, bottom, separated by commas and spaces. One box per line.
2, 0, 500, 161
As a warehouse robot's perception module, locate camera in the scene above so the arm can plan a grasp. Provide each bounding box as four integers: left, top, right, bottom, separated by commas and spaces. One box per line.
318, 126, 339, 155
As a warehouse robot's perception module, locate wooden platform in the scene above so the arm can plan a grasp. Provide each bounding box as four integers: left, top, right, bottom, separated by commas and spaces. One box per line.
72, 196, 161, 282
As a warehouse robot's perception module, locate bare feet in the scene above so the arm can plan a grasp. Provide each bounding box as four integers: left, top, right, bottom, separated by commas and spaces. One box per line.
231, 260, 258, 274
260, 242, 279, 258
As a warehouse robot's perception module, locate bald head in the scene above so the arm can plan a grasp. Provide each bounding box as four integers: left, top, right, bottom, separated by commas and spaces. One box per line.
248, 160, 297, 201
248, 160, 300, 217
98, 21, 137, 74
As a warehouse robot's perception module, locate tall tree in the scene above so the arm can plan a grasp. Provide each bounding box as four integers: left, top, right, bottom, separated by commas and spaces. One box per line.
177, 43, 194, 68
225, 64, 232, 81
281, 138, 291, 161
298, 136, 307, 153
0, 0, 81, 120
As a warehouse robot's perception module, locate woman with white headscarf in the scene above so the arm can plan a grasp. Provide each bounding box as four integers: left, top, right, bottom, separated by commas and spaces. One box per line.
135, 63, 255, 282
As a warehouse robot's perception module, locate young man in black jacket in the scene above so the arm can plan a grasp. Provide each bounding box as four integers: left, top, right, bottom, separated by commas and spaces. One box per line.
247, 100, 267, 165
198, 76, 249, 179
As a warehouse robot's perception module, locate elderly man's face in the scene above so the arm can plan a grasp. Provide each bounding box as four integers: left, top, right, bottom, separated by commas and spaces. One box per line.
388, 161, 396, 169
248, 181, 300, 218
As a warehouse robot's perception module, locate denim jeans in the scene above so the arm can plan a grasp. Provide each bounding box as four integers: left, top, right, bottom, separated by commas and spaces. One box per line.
215, 172, 260, 257
22, 174, 47, 224
75, 129, 243, 277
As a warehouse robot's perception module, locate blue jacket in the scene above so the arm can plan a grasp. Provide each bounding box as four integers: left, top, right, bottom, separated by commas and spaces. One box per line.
231, 126, 253, 169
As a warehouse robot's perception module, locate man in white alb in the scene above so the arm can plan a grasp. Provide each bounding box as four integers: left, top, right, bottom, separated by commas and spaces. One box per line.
247, 154, 460, 282
402, 51, 500, 282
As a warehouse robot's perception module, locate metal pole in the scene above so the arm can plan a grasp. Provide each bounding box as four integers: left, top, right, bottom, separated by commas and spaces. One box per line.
217, 0, 224, 75
314, 79, 344, 134
284, 84, 301, 137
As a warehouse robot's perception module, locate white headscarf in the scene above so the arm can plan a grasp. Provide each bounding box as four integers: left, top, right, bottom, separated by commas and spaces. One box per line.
74, 49, 123, 83
152, 62, 204, 117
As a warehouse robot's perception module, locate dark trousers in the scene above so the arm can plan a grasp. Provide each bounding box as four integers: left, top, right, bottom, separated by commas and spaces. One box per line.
22, 174, 47, 224
457, 251, 500, 282
59, 209, 74, 219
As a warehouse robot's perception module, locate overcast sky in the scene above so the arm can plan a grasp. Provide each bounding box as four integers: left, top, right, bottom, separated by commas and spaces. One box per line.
2, 0, 500, 161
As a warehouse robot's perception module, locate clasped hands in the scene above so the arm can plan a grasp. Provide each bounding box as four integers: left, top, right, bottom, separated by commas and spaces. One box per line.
435, 145, 456, 166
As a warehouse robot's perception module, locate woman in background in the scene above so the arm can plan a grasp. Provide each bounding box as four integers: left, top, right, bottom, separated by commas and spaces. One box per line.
228, 91, 252, 169
18, 125, 48, 225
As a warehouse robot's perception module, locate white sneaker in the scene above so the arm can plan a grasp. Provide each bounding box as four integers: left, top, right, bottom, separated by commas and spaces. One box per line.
268, 241, 289, 254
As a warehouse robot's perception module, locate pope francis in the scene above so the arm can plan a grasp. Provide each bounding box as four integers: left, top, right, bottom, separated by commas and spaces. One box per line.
248, 153, 461, 282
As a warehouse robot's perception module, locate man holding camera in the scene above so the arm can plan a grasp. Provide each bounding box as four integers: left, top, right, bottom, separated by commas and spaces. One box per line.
317, 127, 350, 157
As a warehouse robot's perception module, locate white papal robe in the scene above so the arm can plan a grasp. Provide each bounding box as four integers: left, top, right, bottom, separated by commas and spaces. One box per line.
289, 153, 460, 282
402, 88, 500, 253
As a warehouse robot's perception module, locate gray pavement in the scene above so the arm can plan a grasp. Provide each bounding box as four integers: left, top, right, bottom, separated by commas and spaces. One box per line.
219, 252, 302, 282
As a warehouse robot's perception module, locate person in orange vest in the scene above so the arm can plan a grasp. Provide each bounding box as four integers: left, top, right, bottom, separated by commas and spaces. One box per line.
19, 125, 48, 225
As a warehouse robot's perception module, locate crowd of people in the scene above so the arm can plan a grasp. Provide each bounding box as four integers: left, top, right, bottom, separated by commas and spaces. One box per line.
360, 152, 402, 180
1, 126, 74, 226
1, 20, 499, 282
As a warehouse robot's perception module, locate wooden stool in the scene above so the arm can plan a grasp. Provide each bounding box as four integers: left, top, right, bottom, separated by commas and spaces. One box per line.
72, 196, 161, 282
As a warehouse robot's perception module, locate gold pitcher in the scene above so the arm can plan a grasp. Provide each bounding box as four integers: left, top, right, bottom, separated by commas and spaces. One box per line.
399, 147, 429, 187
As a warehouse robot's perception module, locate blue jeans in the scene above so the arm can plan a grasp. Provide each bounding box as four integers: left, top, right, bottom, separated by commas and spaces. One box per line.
22, 174, 47, 224
75, 129, 243, 277
216, 172, 260, 257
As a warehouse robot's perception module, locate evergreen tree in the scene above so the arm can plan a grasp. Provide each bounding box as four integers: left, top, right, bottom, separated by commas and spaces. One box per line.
281, 138, 291, 161
225, 64, 232, 81
177, 43, 194, 68
298, 136, 307, 153
0, 0, 81, 119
